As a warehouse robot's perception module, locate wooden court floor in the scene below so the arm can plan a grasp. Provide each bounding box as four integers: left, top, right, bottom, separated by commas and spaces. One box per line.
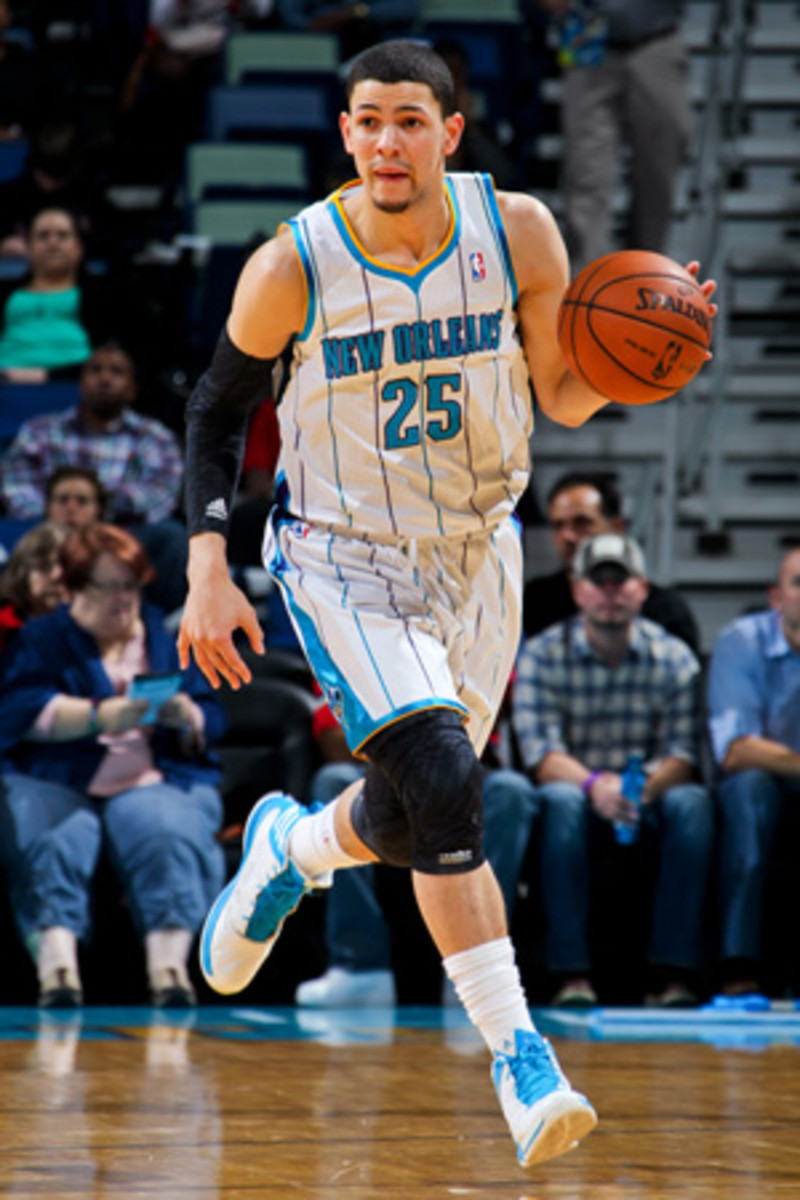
1, 1006, 799, 1199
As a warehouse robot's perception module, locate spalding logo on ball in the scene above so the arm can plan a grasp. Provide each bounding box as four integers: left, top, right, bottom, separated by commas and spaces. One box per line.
558, 250, 714, 405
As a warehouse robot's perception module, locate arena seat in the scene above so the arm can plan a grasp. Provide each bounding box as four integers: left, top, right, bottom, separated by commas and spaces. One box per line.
0, 380, 80, 450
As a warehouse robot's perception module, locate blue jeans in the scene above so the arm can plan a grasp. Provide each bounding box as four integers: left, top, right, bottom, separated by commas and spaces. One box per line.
717, 769, 800, 962
536, 780, 714, 974
307, 763, 540, 970
0, 774, 225, 941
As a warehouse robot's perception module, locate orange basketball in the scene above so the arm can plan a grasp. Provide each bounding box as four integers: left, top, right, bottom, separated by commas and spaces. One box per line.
558, 250, 713, 405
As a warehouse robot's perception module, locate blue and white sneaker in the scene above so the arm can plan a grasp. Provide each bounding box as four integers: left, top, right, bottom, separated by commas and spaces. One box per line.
200, 792, 328, 995
492, 1029, 597, 1168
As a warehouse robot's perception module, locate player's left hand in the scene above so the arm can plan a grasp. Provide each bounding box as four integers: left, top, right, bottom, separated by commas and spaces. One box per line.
685, 261, 718, 318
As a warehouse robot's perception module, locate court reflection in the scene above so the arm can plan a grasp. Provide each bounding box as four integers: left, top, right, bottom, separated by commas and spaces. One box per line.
3, 1010, 222, 1199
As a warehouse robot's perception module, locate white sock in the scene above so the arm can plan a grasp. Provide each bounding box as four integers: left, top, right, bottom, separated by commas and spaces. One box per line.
443, 936, 536, 1055
288, 801, 363, 879
145, 928, 193, 983
36, 926, 79, 983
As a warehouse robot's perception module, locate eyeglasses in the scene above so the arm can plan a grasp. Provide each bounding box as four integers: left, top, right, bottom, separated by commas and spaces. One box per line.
86, 577, 139, 595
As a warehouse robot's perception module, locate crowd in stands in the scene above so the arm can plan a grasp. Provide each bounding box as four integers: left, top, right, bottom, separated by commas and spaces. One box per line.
0, 2, 797, 1011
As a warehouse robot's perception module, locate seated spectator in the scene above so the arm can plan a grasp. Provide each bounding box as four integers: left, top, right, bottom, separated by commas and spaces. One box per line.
707, 547, 800, 997
0, 118, 116, 260
44, 464, 107, 530
523, 471, 701, 654
513, 533, 714, 1007
276, 0, 420, 60
0, 523, 226, 1007
0, 0, 44, 143
0, 521, 68, 654
434, 38, 519, 189
1, 342, 188, 613
296, 691, 539, 1007
0, 208, 117, 381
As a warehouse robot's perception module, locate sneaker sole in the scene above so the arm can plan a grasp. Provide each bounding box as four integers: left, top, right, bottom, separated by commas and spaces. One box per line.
200, 793, 294, 995
518, 1093, 598, 1168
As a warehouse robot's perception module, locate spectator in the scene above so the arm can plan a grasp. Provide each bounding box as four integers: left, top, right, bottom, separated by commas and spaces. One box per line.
513, 532, 713, 1007
1, 342, 188, 613
0, 208, 118, 381
276, 0, 420, 60
537, 1, 691, 271
44, 465, 107, 530
433, 38, 519, 189
523, 471, 701, 653
297, 693, 539, 1007
707, 547, 800, 997
0, 521, 68, 655
0, 120, 117, 261
0, 523, 226, 1007
0, 0, 44, 142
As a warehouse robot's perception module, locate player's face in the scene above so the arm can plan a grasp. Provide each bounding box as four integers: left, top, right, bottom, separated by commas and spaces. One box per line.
770, 549, 800, 651
548, 485, 621, 569
341, 81, 463, 214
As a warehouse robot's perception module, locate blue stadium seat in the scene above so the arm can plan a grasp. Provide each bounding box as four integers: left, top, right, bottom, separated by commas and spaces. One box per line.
206, 84, 333, 144
0, 380, 80, 450
0, 139, 29, 185
0, 517, 38, 559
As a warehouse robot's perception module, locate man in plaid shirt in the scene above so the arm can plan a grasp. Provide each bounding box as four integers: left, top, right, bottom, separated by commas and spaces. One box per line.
0, 342, 188, 611
1, 342, 183, 525
513, 532, 714, 1009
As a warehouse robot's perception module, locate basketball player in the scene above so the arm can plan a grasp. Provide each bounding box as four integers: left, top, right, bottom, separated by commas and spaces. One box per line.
178, 41, 714, 1169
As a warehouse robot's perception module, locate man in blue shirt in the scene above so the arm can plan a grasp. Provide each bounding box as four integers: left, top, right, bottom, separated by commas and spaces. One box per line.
707, 548, 800, 997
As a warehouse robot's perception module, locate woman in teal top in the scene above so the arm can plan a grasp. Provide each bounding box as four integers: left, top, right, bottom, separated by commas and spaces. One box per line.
0, 208, 105, 381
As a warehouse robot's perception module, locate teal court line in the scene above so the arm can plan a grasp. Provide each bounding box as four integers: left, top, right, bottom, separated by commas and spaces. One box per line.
1, 1004, 800, 1048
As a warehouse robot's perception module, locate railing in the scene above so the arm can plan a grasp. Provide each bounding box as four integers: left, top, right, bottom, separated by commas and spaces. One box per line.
649, 0, 751, 581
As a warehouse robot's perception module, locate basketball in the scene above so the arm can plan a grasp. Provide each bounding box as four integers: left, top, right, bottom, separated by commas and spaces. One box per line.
558, 250, 714, 405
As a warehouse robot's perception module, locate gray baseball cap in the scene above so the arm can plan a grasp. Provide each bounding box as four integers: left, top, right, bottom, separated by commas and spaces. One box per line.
573, 533, 647, 580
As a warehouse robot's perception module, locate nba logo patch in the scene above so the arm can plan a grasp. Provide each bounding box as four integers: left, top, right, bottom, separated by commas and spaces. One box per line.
470, 251, 486, 282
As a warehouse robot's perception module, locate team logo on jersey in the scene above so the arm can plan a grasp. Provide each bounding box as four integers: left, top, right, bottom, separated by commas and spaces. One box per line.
469, 251, 486, 282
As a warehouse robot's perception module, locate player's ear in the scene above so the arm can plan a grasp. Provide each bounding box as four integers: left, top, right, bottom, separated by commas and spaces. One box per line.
443, 111, 465, 156
339, 110, 353, 153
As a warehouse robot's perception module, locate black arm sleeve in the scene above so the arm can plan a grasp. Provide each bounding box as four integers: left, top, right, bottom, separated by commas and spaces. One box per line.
184, 327, 275, 537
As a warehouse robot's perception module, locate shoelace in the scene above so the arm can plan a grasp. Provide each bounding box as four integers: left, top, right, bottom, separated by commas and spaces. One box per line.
496, 1035, 562, 1105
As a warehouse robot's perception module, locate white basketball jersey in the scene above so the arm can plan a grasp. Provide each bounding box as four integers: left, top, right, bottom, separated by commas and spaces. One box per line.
276, 172, 533, 541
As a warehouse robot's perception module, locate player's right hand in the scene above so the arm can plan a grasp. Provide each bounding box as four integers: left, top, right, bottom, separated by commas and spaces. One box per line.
177, 573, 265, 690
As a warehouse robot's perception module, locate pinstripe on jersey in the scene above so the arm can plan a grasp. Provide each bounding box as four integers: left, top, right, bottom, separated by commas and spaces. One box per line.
276, 172, 533, 541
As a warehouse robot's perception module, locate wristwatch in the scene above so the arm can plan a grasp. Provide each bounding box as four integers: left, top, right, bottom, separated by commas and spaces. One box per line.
87, 699, 102, 737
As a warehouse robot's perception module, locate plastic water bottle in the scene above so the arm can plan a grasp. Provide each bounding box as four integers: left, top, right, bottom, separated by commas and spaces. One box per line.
558, 2, 609, 68
615, 753, 645, 845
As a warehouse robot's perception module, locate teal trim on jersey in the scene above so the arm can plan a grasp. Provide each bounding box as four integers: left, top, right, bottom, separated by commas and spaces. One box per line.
288, 219, 316, 341
477, 174, 518, 307
351, 698, 469, 759
327, 179, 461, 294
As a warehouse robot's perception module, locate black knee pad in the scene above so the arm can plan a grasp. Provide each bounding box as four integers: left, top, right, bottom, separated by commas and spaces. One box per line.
351, 764, 413, 868
363, 709, 485, 875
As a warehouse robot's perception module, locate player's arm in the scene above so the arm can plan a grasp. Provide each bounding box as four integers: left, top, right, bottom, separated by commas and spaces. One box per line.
178, 230, 306, 689
499, 191, 609, 428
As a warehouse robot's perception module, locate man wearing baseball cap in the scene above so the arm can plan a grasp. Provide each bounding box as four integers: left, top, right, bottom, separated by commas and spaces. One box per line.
513, 533, 714, 1008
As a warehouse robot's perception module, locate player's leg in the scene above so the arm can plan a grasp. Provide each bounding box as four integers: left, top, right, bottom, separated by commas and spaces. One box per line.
360, 706, 596, 1169
199, 778, 374, 995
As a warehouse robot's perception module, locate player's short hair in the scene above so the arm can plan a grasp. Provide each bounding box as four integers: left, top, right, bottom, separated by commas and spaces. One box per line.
546, 471, 622, 521
345, 39, 456, 117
